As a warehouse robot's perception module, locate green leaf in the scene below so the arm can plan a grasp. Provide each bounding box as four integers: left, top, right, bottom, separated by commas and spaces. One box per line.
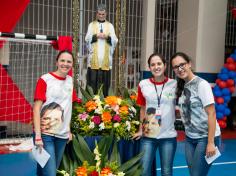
97, 84, 104, 97
79, 85, 93, 101
72, 134, 95, 165
118, 151, 144, 172
97, 134, 113, 167
123, 162, 142, 176
60, 152, 70, 171
110, 139, 121, 165
86, 85, 95, 97
108, 87, 114, 96
69, 161, 74, 176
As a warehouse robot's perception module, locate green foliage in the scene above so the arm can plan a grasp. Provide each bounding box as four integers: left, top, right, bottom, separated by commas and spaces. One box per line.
58, 134, 143, 176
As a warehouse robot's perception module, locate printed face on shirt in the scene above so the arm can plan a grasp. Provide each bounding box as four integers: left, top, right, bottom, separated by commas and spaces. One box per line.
171, 56, 191, 80
56, 52, 73, 76
143, 113, 161, 138
149, 55, 166, 79
41, 107, 63, 133
96, 10, 106, 21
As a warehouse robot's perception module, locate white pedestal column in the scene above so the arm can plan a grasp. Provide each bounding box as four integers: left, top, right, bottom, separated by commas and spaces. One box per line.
177, 0, 227, 81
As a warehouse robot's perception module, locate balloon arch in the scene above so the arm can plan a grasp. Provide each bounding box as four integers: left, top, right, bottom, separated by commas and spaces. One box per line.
213, 49, 236, 128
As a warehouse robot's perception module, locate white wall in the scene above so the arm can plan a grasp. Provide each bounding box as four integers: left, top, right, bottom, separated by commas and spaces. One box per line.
177, 0, 227, 73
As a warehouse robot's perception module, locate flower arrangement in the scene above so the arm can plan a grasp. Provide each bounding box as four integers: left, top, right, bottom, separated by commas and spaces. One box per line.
57, 134, 143, 176
75, 144, 125, 176
71, 86, 140, 140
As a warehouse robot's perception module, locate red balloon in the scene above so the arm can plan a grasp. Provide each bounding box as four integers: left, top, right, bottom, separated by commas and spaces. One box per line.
232, 8, 236, 20
217, 80, 227, 88
218, 120, 227, 129
229, 86, 235, 93
226, 79, 235, 87
215, 79, 221, 84
222, 116, 227, 121
226, 63, 236, 71
216, 97, 224, 104
226, 57, 235, 64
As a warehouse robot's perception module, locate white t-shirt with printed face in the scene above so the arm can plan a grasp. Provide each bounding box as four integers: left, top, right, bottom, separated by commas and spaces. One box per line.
178, 76, 221, 139
34, 72, 74, 139
137, 78, 177, 139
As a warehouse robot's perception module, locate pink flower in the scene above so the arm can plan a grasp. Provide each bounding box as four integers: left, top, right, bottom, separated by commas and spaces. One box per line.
79, 112, 88, 121
113, 114, 121, 122
111, 105, 119, 114
76, 98, 82, 104
92, 116, 101, 125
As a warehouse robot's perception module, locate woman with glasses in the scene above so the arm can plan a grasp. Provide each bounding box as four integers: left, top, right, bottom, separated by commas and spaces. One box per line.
171, 52, 221, 176
133, 53, 177, 176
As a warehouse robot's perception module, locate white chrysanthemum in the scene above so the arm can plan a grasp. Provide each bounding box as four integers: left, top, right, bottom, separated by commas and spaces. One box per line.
114, 123, 120, 128
60, 170, 70, 176
99, 122, 105, 130
93, 95, 100, 101
89, 122, 95, 129
132, 120, 140, 125
117, 172, 125, 176
130, 106, 136, 113
93, 144, 101, 172
104, 104, 111, 109
126, 121, 131, 131
117, 98, 122, 105
95, 106, 103, 114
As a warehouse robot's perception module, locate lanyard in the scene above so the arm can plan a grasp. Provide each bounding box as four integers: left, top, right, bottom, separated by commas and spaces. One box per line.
154, 82, 165, 107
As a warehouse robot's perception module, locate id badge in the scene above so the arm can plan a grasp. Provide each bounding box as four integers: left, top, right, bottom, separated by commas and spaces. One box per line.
155, 107, 161, 120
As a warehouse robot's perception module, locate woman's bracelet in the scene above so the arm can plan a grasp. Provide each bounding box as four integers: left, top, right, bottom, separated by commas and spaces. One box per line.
35, 138, 42, 141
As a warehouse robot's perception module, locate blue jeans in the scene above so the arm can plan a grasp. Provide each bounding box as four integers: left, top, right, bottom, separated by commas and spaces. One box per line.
34, 134, 68, 176
140, 137, 177, 176
185, 136, 221, 176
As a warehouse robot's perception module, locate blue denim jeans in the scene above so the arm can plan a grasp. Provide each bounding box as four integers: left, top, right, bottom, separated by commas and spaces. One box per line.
185, 136, 221, 176
140, 137, 177, 176
34, 134, 68, 176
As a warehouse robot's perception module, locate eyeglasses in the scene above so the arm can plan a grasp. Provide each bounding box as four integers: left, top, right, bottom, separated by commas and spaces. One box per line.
172, 63, 187, 71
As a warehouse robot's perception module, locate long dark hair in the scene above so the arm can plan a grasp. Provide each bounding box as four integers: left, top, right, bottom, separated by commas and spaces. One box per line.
170, 52, 191, 103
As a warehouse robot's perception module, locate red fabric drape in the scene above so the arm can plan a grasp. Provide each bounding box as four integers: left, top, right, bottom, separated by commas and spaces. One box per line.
0, 64, 33, 123
0, 0, 30, 48
51, 36, 73, 76
51, 36, 73, 52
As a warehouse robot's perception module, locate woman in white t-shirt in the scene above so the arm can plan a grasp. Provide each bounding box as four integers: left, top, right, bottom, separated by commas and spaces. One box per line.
133, 53, 177, 176
33, 50, 78, 176
171, 52, 221, 176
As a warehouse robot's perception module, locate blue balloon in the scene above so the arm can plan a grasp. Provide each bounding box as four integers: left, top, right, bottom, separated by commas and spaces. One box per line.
222, 88, 230, 96
218, 73, 229, 81
223, 96, 231, 103
213, 90, 222, 97
216, 104, 225, 113
230, 53, 236, 61
228, 71, 236, 79
234, 49, 236, 54
224, 108, 231, 116
216, 112, 224, 119
220, 67, 229, 74
213, 85, 220, 91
